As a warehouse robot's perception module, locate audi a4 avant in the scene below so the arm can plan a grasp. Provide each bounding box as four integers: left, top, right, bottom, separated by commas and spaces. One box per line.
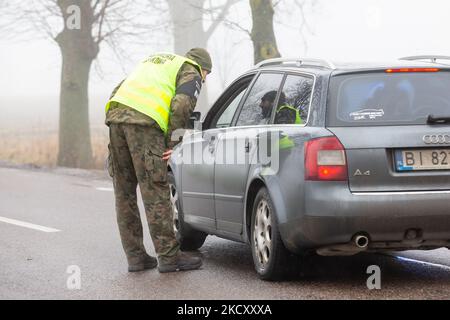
168, 56, 450, 280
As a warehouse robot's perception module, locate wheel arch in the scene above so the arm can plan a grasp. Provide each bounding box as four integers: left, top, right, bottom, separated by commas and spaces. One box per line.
245, 178, 266, 243
244, 176, 290, 246
167, 162, 183, 213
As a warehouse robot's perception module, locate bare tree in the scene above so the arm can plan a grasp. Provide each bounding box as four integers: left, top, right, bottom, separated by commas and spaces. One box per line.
163, 0, 238, 108
219, 0, 318, 65
166, 0, 238, 55
1, 0, 157, 168
163, 0, 316, 102
249, 0, 280, 64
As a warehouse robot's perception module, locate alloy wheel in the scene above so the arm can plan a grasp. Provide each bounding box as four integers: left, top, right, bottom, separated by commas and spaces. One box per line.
253, 199, 272, 268
169, 183, 179, 233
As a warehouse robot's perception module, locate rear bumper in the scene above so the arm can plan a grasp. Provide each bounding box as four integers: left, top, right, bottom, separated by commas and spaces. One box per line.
279, 182, 450, 253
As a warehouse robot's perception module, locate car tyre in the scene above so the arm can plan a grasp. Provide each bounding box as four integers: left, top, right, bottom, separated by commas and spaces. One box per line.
251, 187, 300, 280
168, 171, 207, 251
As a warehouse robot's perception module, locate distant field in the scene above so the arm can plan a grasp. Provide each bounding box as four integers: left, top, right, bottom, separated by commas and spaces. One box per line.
0, 126, 109, 169
0, 96, 110, 169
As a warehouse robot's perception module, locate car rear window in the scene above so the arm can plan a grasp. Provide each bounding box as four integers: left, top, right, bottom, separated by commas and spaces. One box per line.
327, 71, 450, 126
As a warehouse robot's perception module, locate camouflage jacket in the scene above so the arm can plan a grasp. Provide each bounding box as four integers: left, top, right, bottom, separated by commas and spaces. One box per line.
105, 62, 202, 148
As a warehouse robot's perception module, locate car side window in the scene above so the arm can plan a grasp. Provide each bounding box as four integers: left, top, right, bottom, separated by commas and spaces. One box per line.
214, 90, 246, 128
236, 73, 284, 127
274, 74, 314, 125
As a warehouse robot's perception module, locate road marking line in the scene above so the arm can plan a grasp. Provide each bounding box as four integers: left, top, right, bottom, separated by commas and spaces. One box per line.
395, 255, 450, 271
0, 216, 61, 233
96, 187, 114, 192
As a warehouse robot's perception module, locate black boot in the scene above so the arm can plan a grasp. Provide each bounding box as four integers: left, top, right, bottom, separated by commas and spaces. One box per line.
128, 254, 158, 272
158, 252, 202, 273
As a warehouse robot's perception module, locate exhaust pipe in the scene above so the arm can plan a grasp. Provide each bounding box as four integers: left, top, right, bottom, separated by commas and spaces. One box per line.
354, 234, 369, 249
316, 233, 370, 256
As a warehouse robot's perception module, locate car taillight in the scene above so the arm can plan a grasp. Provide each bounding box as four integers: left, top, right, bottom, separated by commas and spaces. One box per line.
305, 136, 348, 181
385, 68, 440, 73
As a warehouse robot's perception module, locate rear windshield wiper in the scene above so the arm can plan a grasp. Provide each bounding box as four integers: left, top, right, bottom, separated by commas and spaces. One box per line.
427, 114, 450, 124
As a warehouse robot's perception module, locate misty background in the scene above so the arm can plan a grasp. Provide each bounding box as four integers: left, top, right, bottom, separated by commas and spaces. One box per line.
1, 0, 450, 168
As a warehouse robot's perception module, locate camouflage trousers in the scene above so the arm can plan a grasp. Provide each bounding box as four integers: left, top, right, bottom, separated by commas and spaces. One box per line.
108, 123, 179, 264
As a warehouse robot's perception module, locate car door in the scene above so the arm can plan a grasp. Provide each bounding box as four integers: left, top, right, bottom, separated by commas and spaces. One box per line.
180, 128, 218, 230
180, 76, 253, 231
214, 72, 285, 235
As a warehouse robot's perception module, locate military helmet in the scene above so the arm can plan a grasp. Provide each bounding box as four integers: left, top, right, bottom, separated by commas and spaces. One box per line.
185, 48, 212, 73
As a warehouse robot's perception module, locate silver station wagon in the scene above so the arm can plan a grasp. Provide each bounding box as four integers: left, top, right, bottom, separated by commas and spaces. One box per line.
168, 56, 450, 280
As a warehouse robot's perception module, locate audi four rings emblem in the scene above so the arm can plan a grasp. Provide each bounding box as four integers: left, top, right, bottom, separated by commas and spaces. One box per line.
423, 134, 450, 144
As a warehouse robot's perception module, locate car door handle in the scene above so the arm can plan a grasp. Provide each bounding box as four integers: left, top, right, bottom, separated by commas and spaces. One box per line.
245, 141, 251, 153
208, 136, 216, 153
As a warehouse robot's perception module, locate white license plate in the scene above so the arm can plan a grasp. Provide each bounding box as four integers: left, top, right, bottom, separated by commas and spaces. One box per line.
395, 149, 450, 171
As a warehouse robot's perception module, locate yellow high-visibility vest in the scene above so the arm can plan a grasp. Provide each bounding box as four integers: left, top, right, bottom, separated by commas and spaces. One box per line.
105, 53, 201, 134
277, 104, 303, 124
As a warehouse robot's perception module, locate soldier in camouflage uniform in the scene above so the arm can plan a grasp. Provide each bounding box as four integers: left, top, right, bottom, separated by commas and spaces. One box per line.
106, 48, 212, 273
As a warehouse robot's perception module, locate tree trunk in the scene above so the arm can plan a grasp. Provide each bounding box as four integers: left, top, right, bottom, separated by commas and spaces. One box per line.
57, 48, 94, 168
250, 0, 281, 64
167, 0, 210, 111
167, 0, 207, 55
55, 0, 98, 168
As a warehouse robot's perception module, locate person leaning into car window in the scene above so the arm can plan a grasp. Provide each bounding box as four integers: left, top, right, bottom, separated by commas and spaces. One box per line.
259, 91, 302, 125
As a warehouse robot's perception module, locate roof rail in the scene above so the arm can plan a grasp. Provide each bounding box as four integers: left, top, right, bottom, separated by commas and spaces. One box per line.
255, 57, 336, 70
400, 55, 450, 63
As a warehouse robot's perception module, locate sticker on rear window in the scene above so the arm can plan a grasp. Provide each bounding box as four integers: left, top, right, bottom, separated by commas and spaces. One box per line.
349, 109, 385, 121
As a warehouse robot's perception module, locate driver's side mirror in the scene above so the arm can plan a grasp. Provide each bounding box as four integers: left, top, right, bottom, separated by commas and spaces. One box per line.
189, 111, 203, 130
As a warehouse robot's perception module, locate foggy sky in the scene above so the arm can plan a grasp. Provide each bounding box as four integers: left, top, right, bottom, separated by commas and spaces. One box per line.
1, 0, 450, 128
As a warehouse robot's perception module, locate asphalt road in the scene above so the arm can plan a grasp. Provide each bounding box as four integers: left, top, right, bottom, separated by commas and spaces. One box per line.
0, 166, 449, 300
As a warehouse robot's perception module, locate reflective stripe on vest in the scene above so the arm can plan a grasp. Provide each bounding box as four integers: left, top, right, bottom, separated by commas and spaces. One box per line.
277, 105, 303, 124
105, 53, 201, 134
279, 135, 295, 150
